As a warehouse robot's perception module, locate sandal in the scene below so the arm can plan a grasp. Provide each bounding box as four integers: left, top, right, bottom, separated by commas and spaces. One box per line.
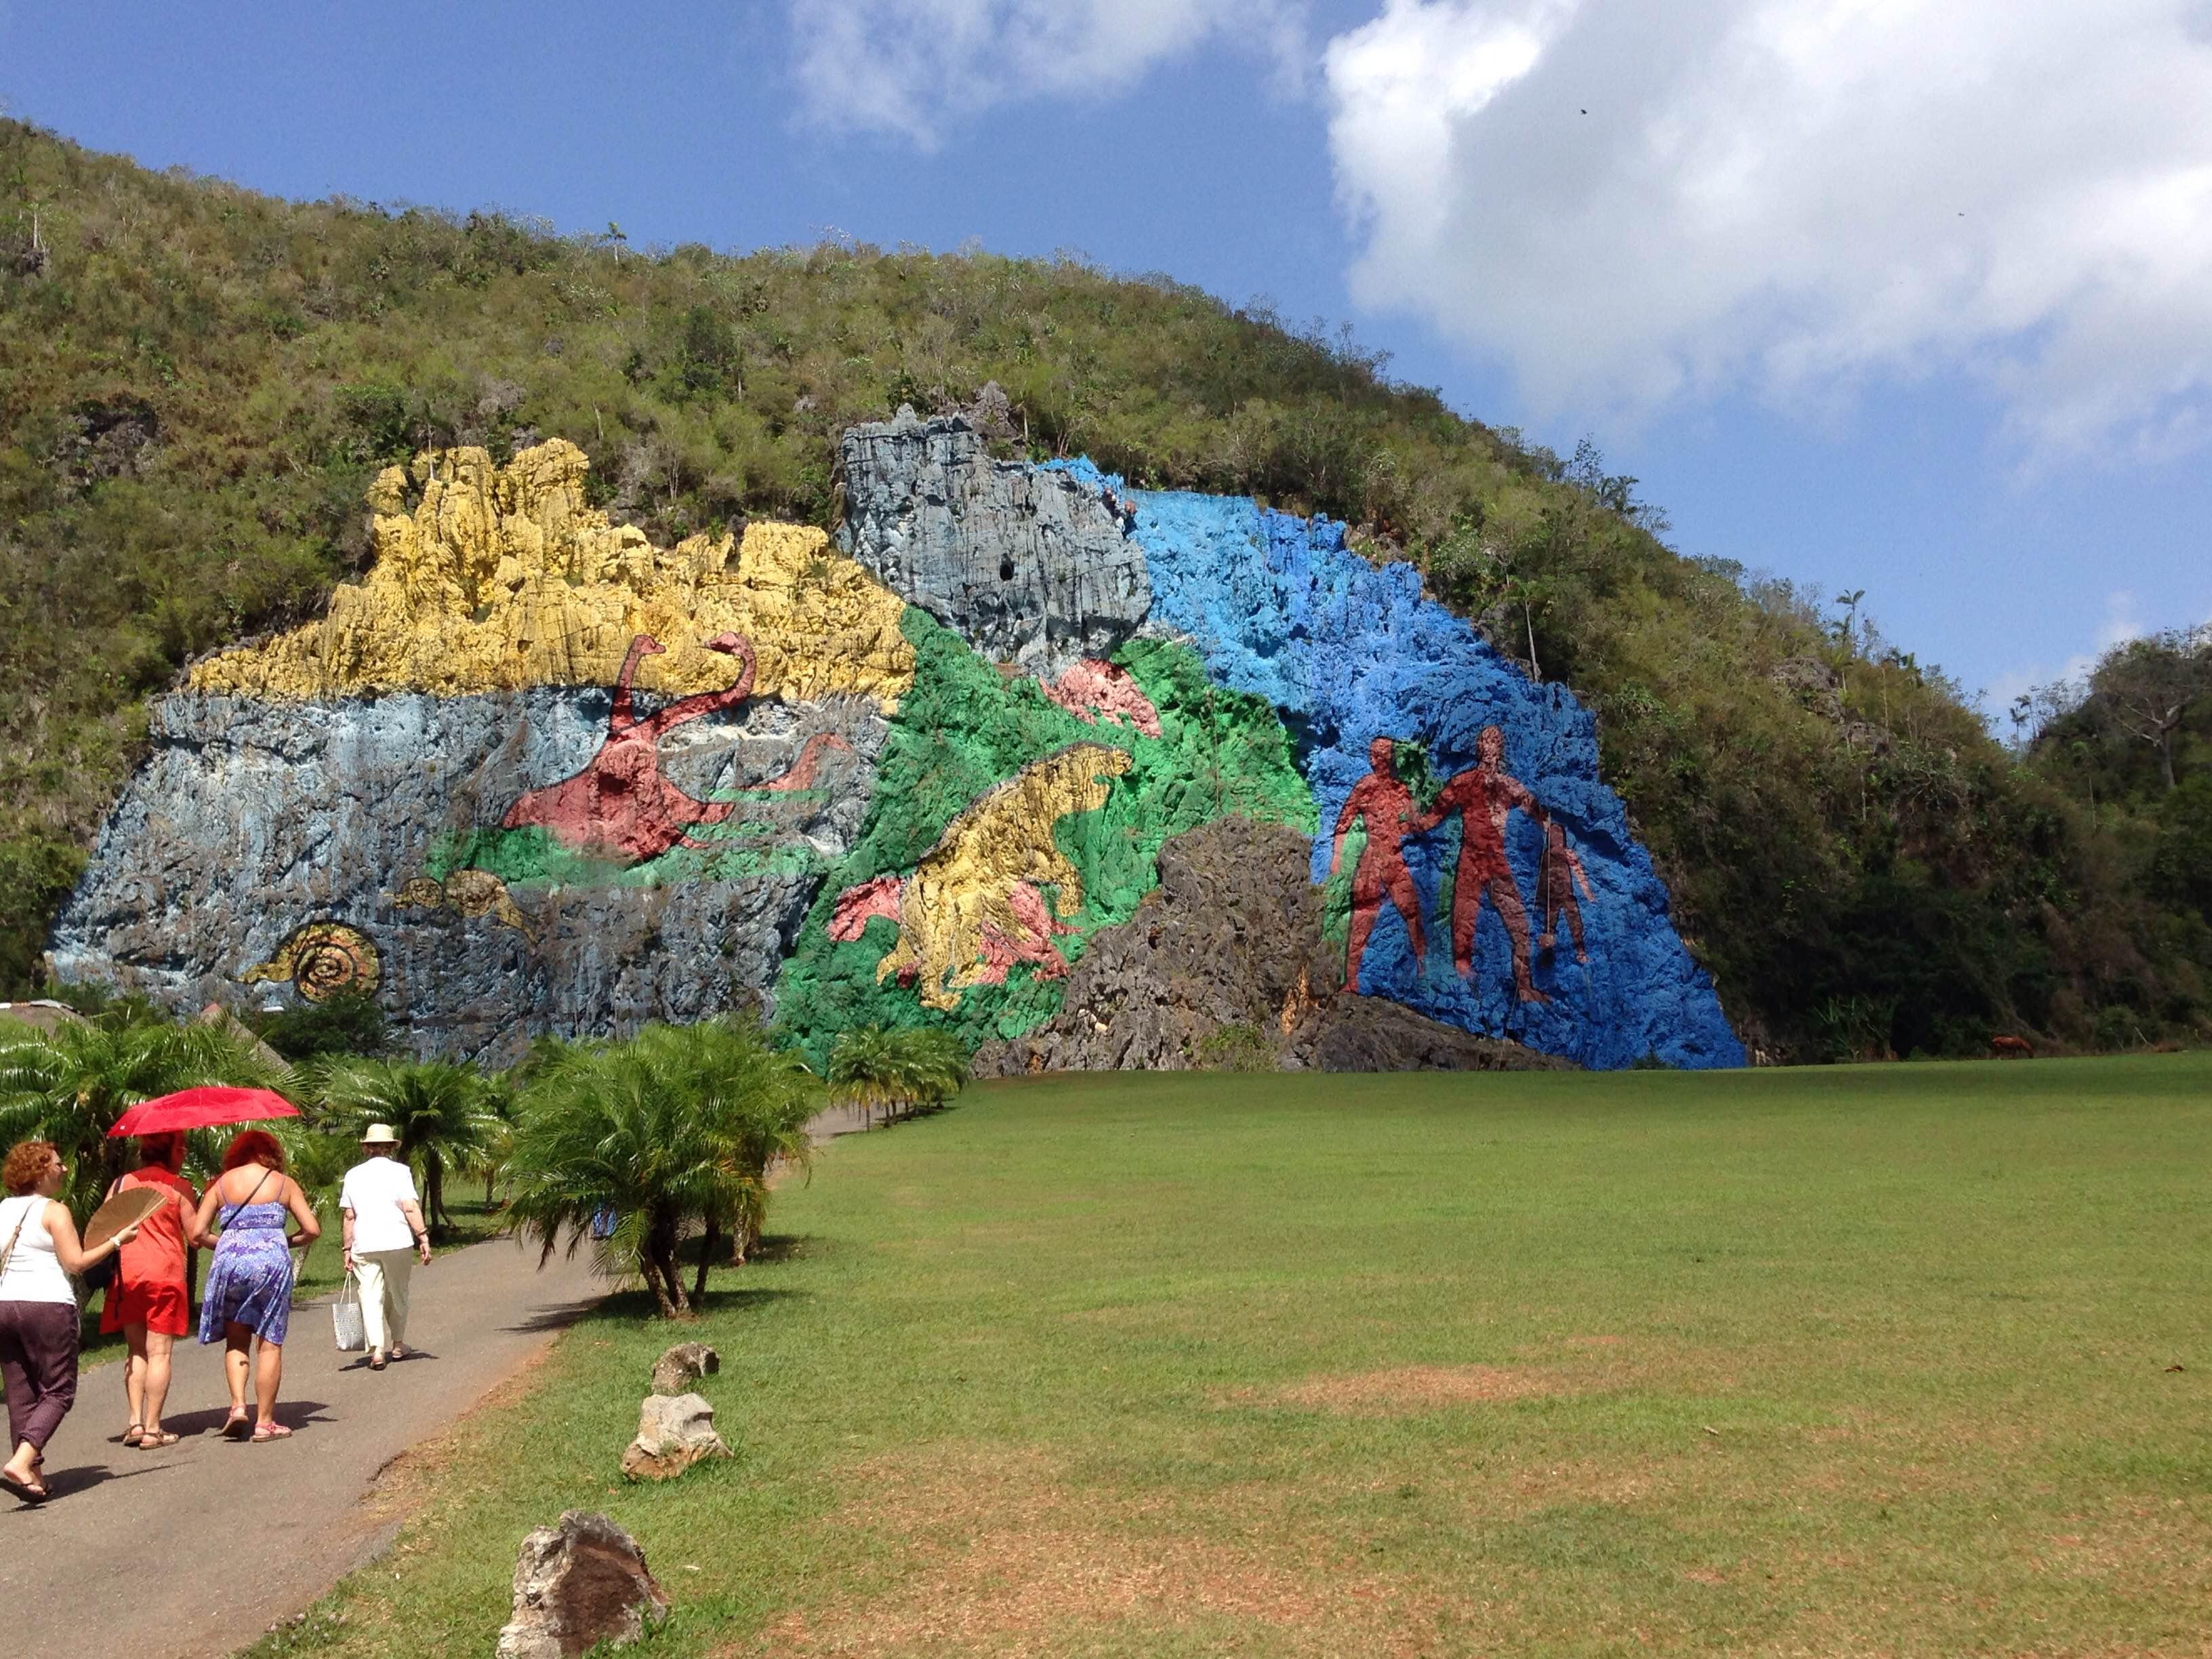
140, 1429, 180, 1449
221, 1408, 252, 1441
250, 1422, 292, 1443
0, 1470, 48, 1504
121, 1424, 145, 1448
367, 1353, 388, 1372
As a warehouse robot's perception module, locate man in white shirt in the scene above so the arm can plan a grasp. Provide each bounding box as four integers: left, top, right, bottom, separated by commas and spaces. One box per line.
338, 1124, 432, 1370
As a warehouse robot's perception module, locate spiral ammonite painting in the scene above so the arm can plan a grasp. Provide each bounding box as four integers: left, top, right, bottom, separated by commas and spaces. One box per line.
239, 922, 382, 1003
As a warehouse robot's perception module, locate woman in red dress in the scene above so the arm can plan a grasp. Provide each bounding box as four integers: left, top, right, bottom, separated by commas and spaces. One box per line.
100, 1132, 198, 1448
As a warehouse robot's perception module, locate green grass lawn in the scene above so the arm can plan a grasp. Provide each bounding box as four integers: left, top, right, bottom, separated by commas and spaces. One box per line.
252, 1057, 2210, 1658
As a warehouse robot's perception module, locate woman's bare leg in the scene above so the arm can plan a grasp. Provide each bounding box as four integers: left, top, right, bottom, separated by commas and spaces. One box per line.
253, 1340, 283, 1427
2, 1439, 37, 1484
122, 1324, 148, 1431
223, 1325, 253, 1412
142, 1330, 174, 1433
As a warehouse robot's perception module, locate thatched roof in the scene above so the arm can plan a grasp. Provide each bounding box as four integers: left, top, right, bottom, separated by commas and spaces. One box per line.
196, 1002, 295, 1079
0, 999, 89, 1035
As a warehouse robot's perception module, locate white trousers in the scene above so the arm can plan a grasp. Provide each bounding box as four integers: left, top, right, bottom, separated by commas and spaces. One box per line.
354, 1249, 415, 1353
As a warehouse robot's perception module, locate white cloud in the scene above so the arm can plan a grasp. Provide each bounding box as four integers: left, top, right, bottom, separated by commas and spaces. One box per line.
1324, 0, 2212, 456
787, 0, 1311, 149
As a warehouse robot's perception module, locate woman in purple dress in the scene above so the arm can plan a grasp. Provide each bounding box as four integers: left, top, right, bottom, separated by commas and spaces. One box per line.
190, 1131, 320, 1443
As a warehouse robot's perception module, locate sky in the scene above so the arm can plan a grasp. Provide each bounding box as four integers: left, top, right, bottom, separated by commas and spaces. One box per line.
5, 0, 2209, 724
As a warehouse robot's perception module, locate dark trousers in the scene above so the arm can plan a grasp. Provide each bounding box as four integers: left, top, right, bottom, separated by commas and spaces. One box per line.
0, 1299, 79, 1453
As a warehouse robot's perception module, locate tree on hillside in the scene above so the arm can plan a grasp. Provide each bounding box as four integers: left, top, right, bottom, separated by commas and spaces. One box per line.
0, 1012, 282, 1214
827, 1025, 970, 1128
2089, 625, 2212, 792
302, 1055, 502, 1239
506, 1019, 817, 1317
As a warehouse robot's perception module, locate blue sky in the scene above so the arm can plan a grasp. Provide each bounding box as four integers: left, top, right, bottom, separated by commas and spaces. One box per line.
5, 0, 2209, 722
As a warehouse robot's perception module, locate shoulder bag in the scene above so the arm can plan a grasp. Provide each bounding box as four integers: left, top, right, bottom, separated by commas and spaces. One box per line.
0, 1200, 33, 1287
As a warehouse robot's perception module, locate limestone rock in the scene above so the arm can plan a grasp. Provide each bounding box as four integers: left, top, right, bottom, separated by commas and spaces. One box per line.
620, 1391, 730, 1481
1292, 996, 1572, 1073
49, 690, 886, 1064
495, 1510, 670, 1659
1106, 468, 1746, 1069
60, 422, 1742, 1073
190, 440, 915, 709
1769, 656, 1844, 721
972, 818, 1572, 1076
650, 1341, 720, 1395
838, 409, 1150, 674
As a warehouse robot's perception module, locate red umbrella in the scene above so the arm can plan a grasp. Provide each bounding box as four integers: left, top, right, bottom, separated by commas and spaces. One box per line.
108, 1086, 300, 1138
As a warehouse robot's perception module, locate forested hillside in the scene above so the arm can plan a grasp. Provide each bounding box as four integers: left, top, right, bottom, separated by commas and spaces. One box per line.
2, 119, 2204, 1059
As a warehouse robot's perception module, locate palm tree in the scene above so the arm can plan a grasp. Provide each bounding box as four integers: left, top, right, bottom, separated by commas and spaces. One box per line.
0, 1012, 283, 1216
506, 1018, 817, 1318
302, 1056, 502, 1240
674, 1019, 819, 1279
825, 1025, 899, 1126
472, 1071, 522, 1209
827, 1025, 970, 1127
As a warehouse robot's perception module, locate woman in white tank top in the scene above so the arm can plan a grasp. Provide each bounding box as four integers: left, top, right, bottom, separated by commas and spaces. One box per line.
1, 1139, 139, 1502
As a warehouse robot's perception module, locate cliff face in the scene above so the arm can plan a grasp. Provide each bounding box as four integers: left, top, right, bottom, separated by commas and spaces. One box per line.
972, 817, 1572, 1076
53, 415, 1741, 1071
50, 689, 884, 1063
839, 409, 1150, 675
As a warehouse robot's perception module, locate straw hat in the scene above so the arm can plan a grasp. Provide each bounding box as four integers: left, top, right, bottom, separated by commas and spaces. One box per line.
360, 1122, 401, 1146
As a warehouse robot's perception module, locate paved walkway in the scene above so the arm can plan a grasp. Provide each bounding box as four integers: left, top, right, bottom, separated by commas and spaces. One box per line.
0, 1238, 603, 1659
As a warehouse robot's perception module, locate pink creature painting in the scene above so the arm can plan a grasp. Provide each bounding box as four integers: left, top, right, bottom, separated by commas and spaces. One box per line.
501, 632, 847, 865
1042, 659, 1163, 739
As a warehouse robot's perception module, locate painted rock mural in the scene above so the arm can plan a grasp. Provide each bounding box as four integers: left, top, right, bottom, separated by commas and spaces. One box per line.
49, 411, 1743, 1070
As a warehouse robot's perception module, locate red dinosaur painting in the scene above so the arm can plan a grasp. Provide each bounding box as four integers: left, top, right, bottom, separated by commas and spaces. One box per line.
501, 632, 762, 865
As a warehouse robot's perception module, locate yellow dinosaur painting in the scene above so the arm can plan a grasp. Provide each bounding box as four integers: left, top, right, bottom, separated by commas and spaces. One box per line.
828, 743, 1134, 1011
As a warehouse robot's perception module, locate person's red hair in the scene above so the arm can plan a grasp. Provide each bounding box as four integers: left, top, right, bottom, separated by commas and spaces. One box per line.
3, 1139, 56, 1196
220, 1129, 287, 1174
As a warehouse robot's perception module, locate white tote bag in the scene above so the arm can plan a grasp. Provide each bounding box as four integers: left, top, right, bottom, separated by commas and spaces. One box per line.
331, 1272, 368, 1352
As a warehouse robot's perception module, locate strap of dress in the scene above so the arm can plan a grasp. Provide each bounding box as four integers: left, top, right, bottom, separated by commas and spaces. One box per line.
220, 1167, 276, 1231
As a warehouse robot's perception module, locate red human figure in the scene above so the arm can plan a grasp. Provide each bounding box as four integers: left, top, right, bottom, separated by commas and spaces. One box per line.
1328, 737, 1428, 994
501, 632, 758, 865
1536, 819, 1594, 964
1416, 724, 1550, 1003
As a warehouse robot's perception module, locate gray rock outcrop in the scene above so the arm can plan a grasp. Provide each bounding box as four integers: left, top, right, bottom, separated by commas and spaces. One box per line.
839, 408, 1150, 674
495, 1511, 670, 1659
621, 1391, 730, 1481
47, 691, 885, 1065
974, 817, 1570, 1075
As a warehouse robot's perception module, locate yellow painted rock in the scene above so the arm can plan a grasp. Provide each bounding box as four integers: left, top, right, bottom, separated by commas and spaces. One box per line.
190, 440, 915, 709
